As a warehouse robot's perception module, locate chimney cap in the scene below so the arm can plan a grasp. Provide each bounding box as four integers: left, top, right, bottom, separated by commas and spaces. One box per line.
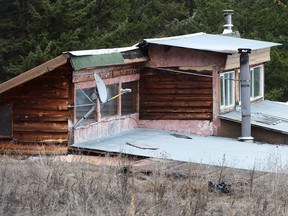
222, 9, 234, 34
223, 10, 233, 15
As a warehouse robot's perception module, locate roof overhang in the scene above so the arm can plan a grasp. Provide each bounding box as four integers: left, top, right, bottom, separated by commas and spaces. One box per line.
0, 54, 69, 94
219, 100, 288, 134
143, 33, 281, 54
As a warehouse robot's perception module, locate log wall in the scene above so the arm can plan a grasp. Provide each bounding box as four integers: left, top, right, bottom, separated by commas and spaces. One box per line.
139, 68, 213, 120
1, 66, 71, 143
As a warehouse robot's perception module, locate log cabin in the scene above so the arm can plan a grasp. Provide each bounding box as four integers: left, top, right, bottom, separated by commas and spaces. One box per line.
0, 32, 285, 154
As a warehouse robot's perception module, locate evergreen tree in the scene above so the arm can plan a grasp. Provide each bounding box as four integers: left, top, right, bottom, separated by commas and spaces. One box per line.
0, 0, 287, 102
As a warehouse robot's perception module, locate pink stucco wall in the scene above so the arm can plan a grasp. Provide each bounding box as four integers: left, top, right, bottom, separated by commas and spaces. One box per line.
138, 119, 214, 135
146, 45, 227, 68
74, 113, 139, 143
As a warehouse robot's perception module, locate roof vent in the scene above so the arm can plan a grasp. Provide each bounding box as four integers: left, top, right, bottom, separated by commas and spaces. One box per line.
223, 10, 234, 34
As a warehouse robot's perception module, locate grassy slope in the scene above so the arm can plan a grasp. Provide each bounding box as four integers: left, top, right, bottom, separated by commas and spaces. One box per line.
1, 155, 288, 215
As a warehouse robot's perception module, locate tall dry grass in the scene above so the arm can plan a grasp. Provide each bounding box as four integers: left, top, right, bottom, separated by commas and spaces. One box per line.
1, 154, 288, 215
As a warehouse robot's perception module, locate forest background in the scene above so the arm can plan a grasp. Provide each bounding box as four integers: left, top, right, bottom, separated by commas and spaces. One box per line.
0, 0, 287, 101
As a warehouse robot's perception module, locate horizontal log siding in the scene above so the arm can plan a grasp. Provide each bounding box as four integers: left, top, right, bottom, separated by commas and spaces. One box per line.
139, 69, 213, 120
12, 66, 70, 143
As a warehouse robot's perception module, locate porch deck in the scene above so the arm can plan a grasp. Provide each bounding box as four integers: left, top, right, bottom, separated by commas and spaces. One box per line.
71, 128, 288, 173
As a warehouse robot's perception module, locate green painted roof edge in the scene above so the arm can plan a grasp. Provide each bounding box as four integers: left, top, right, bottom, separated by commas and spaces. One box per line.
70, 52, 125, 70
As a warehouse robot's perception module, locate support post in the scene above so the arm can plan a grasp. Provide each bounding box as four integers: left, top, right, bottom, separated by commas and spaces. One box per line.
238, 48, 254, 142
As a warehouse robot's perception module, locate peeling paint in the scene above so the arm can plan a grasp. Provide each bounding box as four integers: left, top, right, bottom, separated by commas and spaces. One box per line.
138, 120, 213, 136
74, 113, 139, 143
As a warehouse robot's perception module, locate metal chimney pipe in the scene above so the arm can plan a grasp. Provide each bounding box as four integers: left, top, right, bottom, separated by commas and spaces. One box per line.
238, 48, 254, 142
223, 10, 234, 34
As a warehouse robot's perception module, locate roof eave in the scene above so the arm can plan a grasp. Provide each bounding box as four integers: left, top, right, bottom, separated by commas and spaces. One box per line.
0, 54, 69, 94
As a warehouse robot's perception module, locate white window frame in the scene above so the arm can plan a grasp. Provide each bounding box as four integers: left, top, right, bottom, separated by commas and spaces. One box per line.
220, 71, 235, 109
238, 65, 264, 103
250, 65, 264, 100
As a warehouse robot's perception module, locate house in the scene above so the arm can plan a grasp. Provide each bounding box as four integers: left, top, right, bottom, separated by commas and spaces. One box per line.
0, 28, 285, 154
0, 47, 147, 152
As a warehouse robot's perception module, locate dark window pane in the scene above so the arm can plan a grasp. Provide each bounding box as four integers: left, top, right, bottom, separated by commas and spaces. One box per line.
0, 104, 12, 137
121, 81, 138, 115
76, 88, 96, 121
254, 67, 261, 97
101, 84, 118, 117
220, 78, 225, 106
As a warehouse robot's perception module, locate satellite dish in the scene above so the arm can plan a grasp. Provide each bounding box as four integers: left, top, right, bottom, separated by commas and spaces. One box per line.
72, 73, 132, 128
94, 73, 107, 103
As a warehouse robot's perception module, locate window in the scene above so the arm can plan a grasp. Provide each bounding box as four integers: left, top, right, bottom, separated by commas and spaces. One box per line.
220, 71, 235, 108
121, 81, 138, 115
0, 104, 12, 137
238, 65, 264, 103
74, 79, 138, 127
100, 84, 118, 117
76, 88, 97, 122
250, 66, 263, 99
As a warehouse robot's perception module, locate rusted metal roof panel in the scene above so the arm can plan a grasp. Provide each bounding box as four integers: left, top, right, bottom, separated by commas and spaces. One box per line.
0, 54, 69, 94
144, 33, 281, 54
219, 100, 288, 134
70, 53, 125, 70
68, 46, 147, 70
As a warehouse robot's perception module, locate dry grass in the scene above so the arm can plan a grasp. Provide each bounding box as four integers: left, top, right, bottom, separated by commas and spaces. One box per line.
1, 154, 288, 216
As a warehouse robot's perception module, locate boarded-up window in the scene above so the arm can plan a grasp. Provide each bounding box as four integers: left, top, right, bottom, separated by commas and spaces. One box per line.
101, 84, 118, 117
122, 81, 138, 115
76, 88, 97, 122
0, 104, 12, 137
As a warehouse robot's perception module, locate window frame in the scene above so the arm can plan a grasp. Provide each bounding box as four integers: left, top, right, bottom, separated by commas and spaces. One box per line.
250, 65, 264, 100
100, 83, 119, 118
74, 78, 139, 127
238, 65, 264, 103
121, 81, 138, 115
75, 87, 98, 123
220, 71, 235, 109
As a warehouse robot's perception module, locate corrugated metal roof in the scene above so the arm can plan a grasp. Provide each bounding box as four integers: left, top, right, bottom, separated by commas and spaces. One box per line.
219, 100, 288, 134
144, 33, 281, 54
67, 46, 138, 56
71, 128, 288, 172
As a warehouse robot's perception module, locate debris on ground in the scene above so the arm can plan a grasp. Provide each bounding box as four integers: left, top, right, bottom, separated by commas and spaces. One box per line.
208, 181, 231, 194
